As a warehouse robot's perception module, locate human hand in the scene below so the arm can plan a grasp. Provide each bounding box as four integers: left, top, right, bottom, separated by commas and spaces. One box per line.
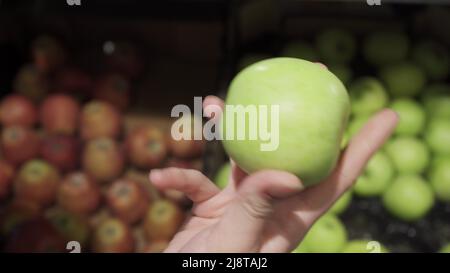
150, 95, 398, 253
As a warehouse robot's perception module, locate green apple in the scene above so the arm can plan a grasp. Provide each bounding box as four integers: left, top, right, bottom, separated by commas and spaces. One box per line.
379, 62, 426, 97
327, 63, 353, 85
440, 243, 450, 253
385, 137, 430, 174
390, 98, 426, 136
214, 163, 231, 189
292, 241, 309, 253
238, 54, 271, 71
354, 151, 395, 197
412, 40, 449, 80
221, 58, 350, 186
425, 118, 450, 156
329, 189, 352, 215
316, 29, 356, 63
382, 175, 435, 221
363, 31, 409, 67
421, 84, 450, 119
428, 157, 450, 202
341, 240, 389, 253
349, 77, 389, 115
299, 214, 348, 253
281, 41, 318, 62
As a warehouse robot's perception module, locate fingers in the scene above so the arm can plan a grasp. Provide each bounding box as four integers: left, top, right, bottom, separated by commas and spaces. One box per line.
150, 168, 220, 203
203, 95, 224, 121
292, 109, 399, 223
208, 170, 303, 252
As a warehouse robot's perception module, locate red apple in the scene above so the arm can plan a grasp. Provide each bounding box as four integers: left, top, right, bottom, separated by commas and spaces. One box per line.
40, 94, 80, 135
40, 135, 79, 172
46, 209, 91, 246
4, 217, 66, 253
163, 189, 191, 208
55, 67, 93, 97
169, 115, 205, 158
104, 41, 143, 80
0, 199, 41, 236
14, 159, 61, 207
106, 178, 149, 224
143, 199, 184, 241
82, 137, 125, 183
93, 74, 130, 111
0, 94, 37, 127
125, 126, 168, 169
92, 218, 135, 253
57, 172, 101, 215
31, 35, 66, 74
80, 101, 122, 141
0, 160, 14, 200
14, 64, 49, 102
142, 239, 169, 253
1, 126, 40, 166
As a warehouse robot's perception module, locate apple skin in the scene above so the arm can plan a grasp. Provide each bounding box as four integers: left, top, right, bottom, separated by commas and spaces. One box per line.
329, 189, 352, 215
348, 77, 388, 116
390, 98, 426, 136
428, 157, 450, 202
126, 126, 168, 169
106, 178, 149, 224
421, 84, 450, 119
316, 28, 356, 63
412, 40, 449, 80
1, 126, 40, 166
214, 163, 231, 189
144, 199, 184, 241
363, 31, 409, 67
14, 159, 61, 207
14, 64, 49, 102
425, 118, 450, 156
40, 135, 80, 172
57, 172, 101, 215
31, 35, 66, 74
0, 160, 15, 200
0, 95, 37, 127
341, 240, 389, 253
222, 58, 350, 186
379, 62, 426, 97
385, 137, 430, 174
382, 175, 434, 222
55, 67, 93, 97
296, 214, 347, 253
80, 101, 122, 141
46, 209, 90, 245
0, 199, 41, 236
169, 115, 205, 159
40, 94, 80, 135
163, 189, 191, 208
327, 63, 353, 85
4, 217, 67, 253
354, 151, 395, 197
93, 74, 131, 111
281, 41, 318, 62
92, 218, 135, 253
82, 137, 125, 183
142, 239, 169, 253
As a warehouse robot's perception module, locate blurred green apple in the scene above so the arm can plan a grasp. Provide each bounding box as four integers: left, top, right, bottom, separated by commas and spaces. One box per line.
349, 77, 389, 115
425, 118, 450, 156
354, 151, 395, 197
329, 189, 352, 215
363, 31, 409, 66
298, 214, 348, 253
422, 84, 450, 119
440, 243, 450, 253
380, 62, 426, 97
428, 157, 450, 202
382, 175, 434, 222
412, 40, 449, 80
238, 54, 271, 71
390, 98, 426, 136
281, 41, 318, 62
341, 240, 389, 253
385, 137, 430, 174
327, 63, 353, 85
214, 163, 231, 189
341, 115, 371, 149
316, 29, 356, 63
222, 58, 350, 186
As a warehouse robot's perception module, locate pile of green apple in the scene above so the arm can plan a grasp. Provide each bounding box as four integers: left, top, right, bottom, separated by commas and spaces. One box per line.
219, 28, 450, 252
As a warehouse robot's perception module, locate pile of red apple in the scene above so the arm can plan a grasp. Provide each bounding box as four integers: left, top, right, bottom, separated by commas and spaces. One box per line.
0, 36, 205, 253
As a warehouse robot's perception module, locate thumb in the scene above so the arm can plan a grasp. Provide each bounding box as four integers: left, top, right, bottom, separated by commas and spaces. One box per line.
208, 170, 304, 252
